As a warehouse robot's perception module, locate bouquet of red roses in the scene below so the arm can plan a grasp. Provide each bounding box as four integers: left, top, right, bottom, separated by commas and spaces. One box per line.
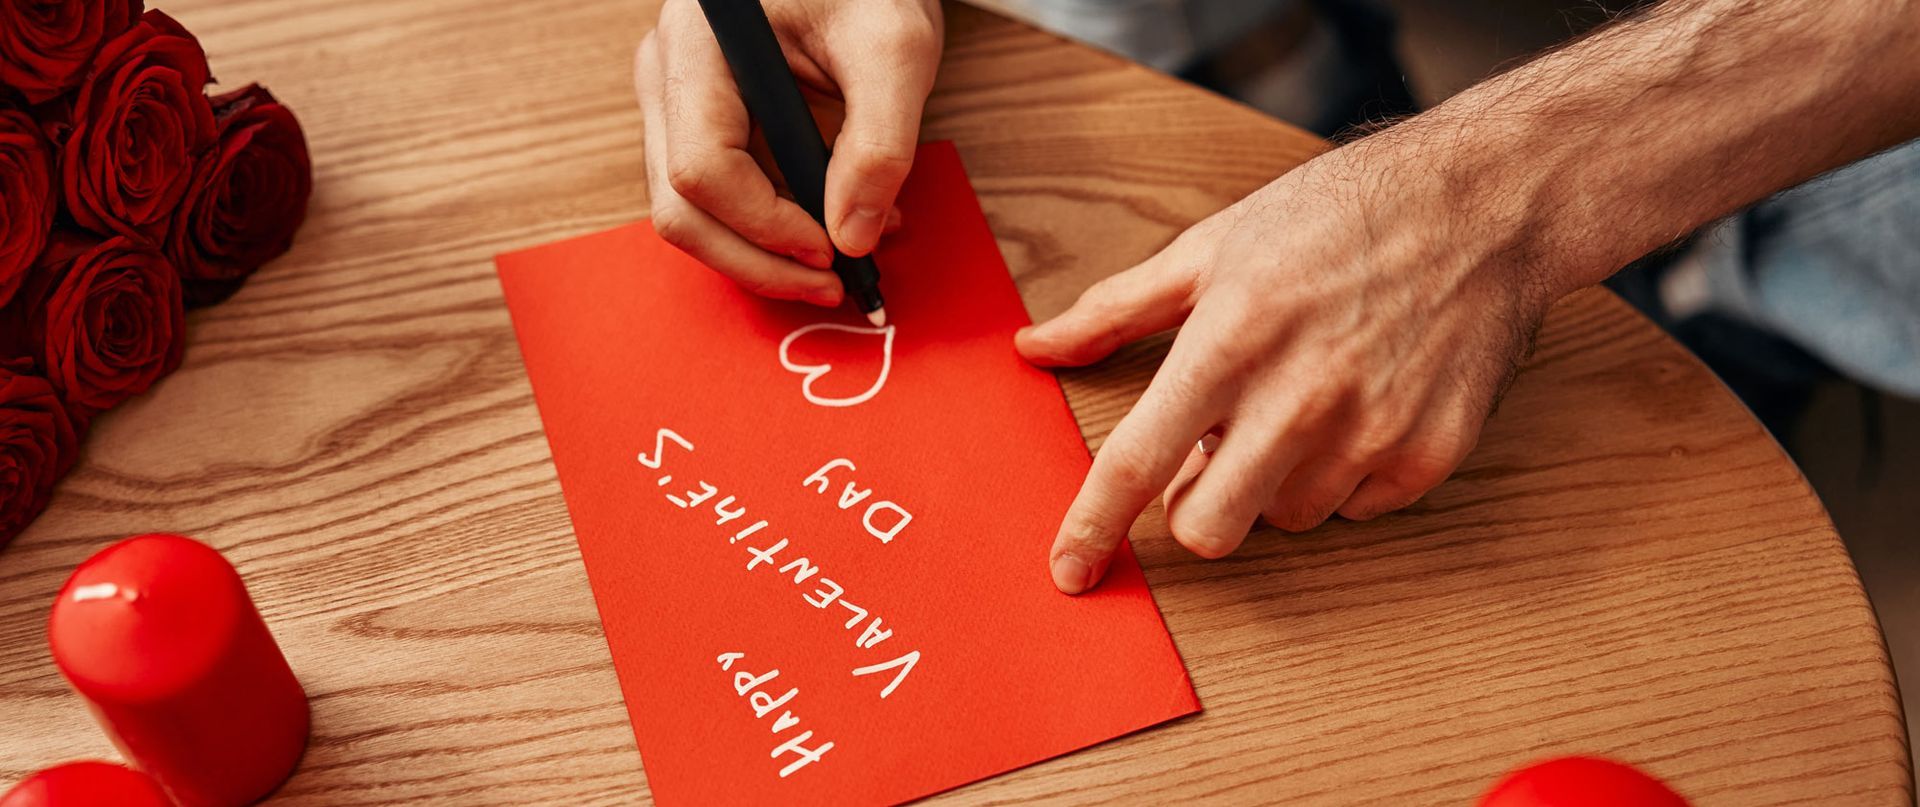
0, 2, 310, 547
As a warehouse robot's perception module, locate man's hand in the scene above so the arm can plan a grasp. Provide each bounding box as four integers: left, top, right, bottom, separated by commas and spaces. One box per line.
1021, 140, 1557, 594
1026, 0, 1920, 595
634, 0, 942, 305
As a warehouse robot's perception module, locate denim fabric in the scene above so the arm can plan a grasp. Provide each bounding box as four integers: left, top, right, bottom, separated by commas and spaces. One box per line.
988, 0, 1300, 72
1692, 138, 1920, 396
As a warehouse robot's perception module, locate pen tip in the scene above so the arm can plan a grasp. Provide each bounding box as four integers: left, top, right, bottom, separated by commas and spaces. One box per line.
866, 307, 888, 327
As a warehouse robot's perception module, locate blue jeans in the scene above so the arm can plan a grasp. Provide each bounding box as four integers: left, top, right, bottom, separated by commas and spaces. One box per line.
1687, 138, 1920, 397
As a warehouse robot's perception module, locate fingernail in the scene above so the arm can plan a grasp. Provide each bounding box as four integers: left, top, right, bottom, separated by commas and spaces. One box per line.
1050, 553, 1094, 595
793, 248, 833, 270
835, 206, 885, 254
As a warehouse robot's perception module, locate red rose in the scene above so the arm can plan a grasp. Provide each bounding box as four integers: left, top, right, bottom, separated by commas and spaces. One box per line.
3, 232, 184, 418
0, 0, 143, 104
169, 83, 311, 307
0, 365, 79, 549
57, 10, 213, 242
0, 106, 54, 306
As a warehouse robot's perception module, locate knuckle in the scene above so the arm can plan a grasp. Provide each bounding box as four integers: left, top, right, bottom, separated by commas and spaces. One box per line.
664, 152, 713, 201
1084, 276, 1129, 314
890, 27, 938, 61
1265, 497, 1336, 534
651, 204, 694, 247
1339, 481, 1419, 522
1168, 512, 1240, 559
1344, 424, 1403, 468
873, 9, 940, 53
1076, 285, 1131, 344
1392, 449, 1459, 494
1344, 477, 1430, 523
846, 136, 916, 182
1159, 366, 1215, 411
1094, 440, 1158, 493
1056, 511, 1112, 556
657, 67, 698, 114
728, 273, 783, 300
1337, 498, 1386, 522
1290, 386, 1345, 429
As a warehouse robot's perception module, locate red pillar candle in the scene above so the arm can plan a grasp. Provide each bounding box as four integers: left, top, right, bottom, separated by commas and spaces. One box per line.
1480, 756, 1690, 807
0, 761, 170, 807
48, 534, 309, 807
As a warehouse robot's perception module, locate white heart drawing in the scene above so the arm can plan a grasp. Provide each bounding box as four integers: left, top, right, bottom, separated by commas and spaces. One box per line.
778, 323, 896, 408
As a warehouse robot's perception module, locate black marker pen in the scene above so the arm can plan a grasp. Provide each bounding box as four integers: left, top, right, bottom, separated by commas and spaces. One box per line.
693, 0, 889, 326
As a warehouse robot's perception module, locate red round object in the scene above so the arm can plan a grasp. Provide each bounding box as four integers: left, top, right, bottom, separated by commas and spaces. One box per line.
0, 761, 170, 807
1480, 756, 1690, 807
49, 534, 309, 807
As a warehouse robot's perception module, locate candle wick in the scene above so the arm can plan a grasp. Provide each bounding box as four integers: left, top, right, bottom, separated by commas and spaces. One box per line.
72, 583, 125, 602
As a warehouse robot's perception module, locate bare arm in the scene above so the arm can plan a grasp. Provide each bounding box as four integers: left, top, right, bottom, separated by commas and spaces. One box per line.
1411, 0, 1920, 295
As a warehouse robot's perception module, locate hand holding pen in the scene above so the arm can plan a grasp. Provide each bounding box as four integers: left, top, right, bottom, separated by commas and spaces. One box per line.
633, 0, 943, 318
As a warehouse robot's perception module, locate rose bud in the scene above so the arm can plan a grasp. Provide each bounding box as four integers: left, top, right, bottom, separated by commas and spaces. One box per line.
57, 10, 213, 243
1, 232, 184, 420
0, 0, 143, 104
169, 84, 312, 307
0, 106, 54, 306
0, 364, 79, 550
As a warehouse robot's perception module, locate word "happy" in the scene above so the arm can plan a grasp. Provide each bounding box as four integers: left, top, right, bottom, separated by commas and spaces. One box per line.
717, 652, 833, 778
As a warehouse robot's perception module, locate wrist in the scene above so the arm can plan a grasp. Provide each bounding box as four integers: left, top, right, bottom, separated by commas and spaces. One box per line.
1314, 126, 1600, 315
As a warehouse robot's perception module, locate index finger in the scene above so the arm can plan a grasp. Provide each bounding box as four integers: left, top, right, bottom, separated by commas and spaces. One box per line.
1049, 354, 1222, 594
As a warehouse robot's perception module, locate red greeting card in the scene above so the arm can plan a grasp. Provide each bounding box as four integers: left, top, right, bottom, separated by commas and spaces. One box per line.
495, 142, 1197, 805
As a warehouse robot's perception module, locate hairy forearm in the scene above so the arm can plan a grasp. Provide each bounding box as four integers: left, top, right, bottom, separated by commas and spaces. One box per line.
1362, 0, 1920, 295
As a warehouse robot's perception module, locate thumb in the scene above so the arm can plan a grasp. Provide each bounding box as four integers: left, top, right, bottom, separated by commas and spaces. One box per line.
1017, 252, 1197, 367
823, 26, 938, 257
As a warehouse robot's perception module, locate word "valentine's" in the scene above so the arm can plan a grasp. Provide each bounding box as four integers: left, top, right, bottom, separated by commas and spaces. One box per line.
641, 428, 921, 702
717, 651, 833, 778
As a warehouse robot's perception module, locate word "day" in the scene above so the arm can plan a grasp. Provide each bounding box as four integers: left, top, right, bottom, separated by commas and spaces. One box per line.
641, 428, 921, 699
717, 652, 834, 778
802, 459, 913, 544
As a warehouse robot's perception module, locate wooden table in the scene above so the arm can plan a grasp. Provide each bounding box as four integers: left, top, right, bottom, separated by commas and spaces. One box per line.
0, 2, 1908, 804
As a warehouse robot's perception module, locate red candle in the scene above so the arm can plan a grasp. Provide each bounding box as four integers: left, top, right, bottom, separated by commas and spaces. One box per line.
1480, 756, 1690, 807
48, 534, 309, 807
0, 761, 170, 807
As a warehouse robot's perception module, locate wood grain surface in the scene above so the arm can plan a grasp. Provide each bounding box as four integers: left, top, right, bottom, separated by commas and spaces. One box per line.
0, 1, 1908, 804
